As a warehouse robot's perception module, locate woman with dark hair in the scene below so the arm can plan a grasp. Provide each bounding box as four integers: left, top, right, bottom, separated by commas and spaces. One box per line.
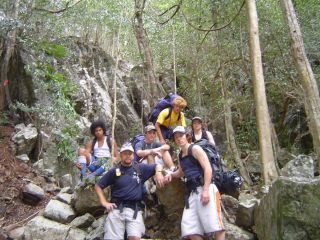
76, 120, 119, 181
191, 116, 216, 146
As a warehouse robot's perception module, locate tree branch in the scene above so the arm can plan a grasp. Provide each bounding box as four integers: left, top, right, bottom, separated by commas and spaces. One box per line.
157, 0, 182, 25
182, 0, 245, 32
33, 0, 83, 14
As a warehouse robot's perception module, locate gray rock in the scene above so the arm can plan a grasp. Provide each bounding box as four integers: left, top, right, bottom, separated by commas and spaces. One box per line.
254, 176, 320, 240
16, 154, 30, 163
24, 216, 70, 240
56, 192, 73, 205
14, 123, 26, 132
280, 155, 314, 179
9, 226, 24, 240
224, 222, 254, 240
44, 199, 76, 223
66, 228, 87, 240
72, 186, 107, 216
43, 168, 54, 177
70, 213, 95, 229
44, 183, 61, 194
60, 173, 73, 188
236, 194, 259, 228
91, 216, 105, 229
86, 216, 105, 240
22, 183, 45, 205
277, 148, 294, 168
60, 186, 73, 194
11, 124, 38, 155
33, 159, 44, 170
221, 195, 239, 224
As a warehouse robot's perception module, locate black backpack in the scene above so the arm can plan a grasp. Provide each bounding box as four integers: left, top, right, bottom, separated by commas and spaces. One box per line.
188, 139, 242, 196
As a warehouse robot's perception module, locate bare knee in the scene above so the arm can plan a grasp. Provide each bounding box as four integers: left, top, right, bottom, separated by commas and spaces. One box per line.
78, 148, 86, 156
128, 236, 140, 240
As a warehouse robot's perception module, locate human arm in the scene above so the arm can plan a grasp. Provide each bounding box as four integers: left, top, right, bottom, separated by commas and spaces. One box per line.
136, 142, 170, 158
164, 166, 184, 183
192, 145, 212, 205
206, 131, 216, 146
95, 185, 117, 211
154, 164, 165, 187
155, 122, 166, 144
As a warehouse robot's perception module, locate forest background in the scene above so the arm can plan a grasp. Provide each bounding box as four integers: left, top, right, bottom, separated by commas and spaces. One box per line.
1, 0, 319, 186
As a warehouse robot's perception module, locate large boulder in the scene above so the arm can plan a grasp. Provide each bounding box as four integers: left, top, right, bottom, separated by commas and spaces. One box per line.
254, 176, 320, 240
224, 222, 255, 240
11, 123, 38, 155
22, 183, 45, 205
44, 199, 76, 223
70, 213, 95, 229
24, 216, 70, 240
71, 186, 108, 216
236, 193, 259, 228
221, 195, 239, 224
280, 155, 314, 179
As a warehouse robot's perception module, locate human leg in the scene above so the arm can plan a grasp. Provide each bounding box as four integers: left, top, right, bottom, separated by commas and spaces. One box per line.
198, 184, 225, 238
104, 210, 125, 239
125, 208, 145, 239
181, 192, 204, 239
161, 150, 175, 169
78, 148, 91, 165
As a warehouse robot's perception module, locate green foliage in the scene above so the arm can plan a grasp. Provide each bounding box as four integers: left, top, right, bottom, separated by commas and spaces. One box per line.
42, 42, 67, 58
55, 126, 79, 161
0, 111, 10, 125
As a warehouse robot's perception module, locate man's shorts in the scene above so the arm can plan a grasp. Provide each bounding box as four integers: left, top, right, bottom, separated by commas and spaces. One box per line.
104, 208, 145, 240
181, 183, 224, 238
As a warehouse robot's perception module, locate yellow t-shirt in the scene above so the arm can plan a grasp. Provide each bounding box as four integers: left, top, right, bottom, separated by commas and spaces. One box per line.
156, 108, 186, 128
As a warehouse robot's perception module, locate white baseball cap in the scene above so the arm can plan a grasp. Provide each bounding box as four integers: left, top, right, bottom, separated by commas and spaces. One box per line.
172, 126, 186, 135
120, 142, 134, 153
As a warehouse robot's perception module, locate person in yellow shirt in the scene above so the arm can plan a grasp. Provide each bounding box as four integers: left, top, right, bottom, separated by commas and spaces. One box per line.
155, 96, 187, 144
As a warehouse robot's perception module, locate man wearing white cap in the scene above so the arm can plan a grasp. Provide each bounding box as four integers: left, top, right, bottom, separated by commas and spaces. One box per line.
95, 142, 165, 240
136, 124, 175, 171
165, 126, 225, 240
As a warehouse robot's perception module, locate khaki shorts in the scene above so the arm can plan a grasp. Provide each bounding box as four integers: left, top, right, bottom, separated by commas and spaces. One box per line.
181, 183, 224, 238
104, 208, 145, 240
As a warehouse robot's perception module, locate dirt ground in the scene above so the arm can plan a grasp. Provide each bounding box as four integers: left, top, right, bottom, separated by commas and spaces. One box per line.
0, 125, 52, 230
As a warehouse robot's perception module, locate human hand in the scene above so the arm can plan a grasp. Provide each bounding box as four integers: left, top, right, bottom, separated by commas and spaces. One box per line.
155, 173, 165, 188
160, 139, 166, 145
164, 173, 172, 184
200, 189, 210, 205
76, 163, 82, 169
102, 201, 117, 211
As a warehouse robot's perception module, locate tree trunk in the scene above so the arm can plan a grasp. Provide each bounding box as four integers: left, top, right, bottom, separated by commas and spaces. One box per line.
280, 0, 320, 171
0, 0, 20, 111
245, 0, 278, 185
133, 0, 164, 105
220, 61, 253, 186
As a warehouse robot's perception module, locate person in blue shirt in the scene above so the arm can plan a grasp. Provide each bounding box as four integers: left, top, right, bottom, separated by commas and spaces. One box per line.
95, 142, 165, 240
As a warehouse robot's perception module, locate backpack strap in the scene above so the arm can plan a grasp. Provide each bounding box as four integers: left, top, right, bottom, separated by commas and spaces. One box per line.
164, 107, 181, 122
91, 134, 112, 154
202, 129, 208, 140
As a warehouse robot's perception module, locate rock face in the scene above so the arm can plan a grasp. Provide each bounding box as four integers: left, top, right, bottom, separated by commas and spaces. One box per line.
22, 183, 45, 205
70, 213, 95, 229
236, 194, 259, 228
224, 222, 255, 240
72, 186, 107, 216
60, 173, 73, 188
44, 199, 76, 223
280, 155, 314, 179
254, 177, 320, 240
24, 216, 70, 240
11, 124, 38, 155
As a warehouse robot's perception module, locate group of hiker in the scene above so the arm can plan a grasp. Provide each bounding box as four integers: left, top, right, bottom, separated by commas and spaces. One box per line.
75, 94, 225, 240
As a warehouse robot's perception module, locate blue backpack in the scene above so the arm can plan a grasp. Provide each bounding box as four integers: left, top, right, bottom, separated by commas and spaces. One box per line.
148, 93, 181, 124
130, 134, 145, 162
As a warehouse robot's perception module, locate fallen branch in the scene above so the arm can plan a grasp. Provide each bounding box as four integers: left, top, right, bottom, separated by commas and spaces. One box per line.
3, 210, 39, 231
